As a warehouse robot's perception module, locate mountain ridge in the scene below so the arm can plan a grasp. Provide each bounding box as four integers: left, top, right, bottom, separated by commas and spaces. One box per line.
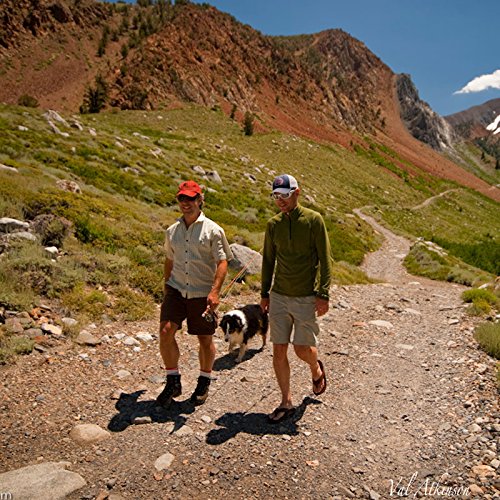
0, 0, 499, 200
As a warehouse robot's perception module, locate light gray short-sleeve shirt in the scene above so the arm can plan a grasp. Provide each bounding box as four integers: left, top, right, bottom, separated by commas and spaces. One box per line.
164, 212, 233, 298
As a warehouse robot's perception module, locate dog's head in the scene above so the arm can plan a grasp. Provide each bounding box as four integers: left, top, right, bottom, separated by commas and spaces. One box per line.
219, 311, 245, 342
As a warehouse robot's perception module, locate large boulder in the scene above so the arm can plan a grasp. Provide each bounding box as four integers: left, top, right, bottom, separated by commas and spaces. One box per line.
0, 462, 86, 500
0, 217, 29, 233
229, 244, 262, 275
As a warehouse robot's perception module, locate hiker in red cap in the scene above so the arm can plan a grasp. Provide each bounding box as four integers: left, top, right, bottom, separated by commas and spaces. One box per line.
157, 180, 233, 408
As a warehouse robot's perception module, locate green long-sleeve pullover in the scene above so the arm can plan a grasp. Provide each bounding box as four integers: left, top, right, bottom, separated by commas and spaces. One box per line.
261, 204, 333, 299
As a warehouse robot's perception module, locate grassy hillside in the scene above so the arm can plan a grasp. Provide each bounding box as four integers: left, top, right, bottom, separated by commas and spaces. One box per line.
0, 103, 498, 325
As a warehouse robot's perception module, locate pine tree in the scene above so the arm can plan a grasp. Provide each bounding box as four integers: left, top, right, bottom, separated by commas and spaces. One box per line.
243, 111, 254, 136
80, 75, 108, 114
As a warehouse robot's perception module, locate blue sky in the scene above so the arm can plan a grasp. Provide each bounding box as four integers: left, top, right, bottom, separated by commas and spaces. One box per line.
118, 0, 500, 116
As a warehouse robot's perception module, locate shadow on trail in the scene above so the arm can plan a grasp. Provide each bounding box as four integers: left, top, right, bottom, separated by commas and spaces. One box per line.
206, 396, 321, 445
213, 347, 264, 371
107, 390, 195, 432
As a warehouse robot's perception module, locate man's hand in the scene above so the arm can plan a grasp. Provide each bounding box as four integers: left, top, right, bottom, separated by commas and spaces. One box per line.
260, 297, 270, 313
315, 297, 329, 317
207, 290, 220, 311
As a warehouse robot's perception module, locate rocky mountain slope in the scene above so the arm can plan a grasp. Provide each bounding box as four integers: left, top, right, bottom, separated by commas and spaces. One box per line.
446, 98, 500, 139
445, 99, 500, 173
396, 74, 456, 151
1, 212, 498, 499
0, 0, 499, 201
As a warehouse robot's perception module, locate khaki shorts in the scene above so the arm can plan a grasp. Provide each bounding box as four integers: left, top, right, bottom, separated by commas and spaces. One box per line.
269, 291, 319, 346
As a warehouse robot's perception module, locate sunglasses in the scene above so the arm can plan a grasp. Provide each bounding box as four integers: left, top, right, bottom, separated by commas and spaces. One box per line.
177, 194, 199, 202
270, 189, 296, 200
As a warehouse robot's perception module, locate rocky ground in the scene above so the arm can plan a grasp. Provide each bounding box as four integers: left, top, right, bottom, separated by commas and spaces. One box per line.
0, 213, 498, 500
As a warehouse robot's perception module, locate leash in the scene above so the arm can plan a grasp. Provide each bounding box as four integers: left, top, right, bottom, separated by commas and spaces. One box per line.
203, 247, 263, 321
220, 247, 263, 301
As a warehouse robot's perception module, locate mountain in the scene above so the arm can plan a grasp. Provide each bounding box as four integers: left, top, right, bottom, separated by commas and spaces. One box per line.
445, 99, 500, 173
396, 74, 456, 151
445, 98, 500, 138
0, 0, 499, 201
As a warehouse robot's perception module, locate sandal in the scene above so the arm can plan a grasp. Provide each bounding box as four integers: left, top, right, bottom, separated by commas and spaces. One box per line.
312, 360, 327, 396
267, 406, 296, 424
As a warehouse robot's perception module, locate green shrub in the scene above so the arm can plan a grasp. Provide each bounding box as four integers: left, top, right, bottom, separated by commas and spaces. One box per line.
467, 299, 492, 316
61, 285, 108, 320
0, 241, 83, 302
404, 242, 493, 286
474, 322, 500, 359
11, 336, 35, 355
31, 214, 72, 247
243, 111, 254, 136
113, 285, 156, 321
0, 331, 35, 365
17, 94, 39, 108
462, 288, 498, 305
432, 236, 500, 275
0, 270, 35, 310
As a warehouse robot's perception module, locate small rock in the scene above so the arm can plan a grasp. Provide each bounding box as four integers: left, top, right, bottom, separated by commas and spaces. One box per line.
468, 424, 482, 433
69, 424, 110, 444
132, 416, 152, 425
471, 464, 495, 477
369, 320, 394, 329
115, 370, 132, 379
40, 323, 62, 336
44, 246, 59, 255
154, 453, 175, 472
200, 415, 212, 424
395, 343, 414, 351
468, 484, 483, 495
110, 390, 124, 400
123, 336, 140, 346
136, 332, 154, 342
75, 331, 101, 346
175, 425, 194, 436
61, 318, 78, 328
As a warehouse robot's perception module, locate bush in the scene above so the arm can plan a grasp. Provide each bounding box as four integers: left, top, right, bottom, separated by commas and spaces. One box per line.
31, 214, 72, 247
0, 241, 84, 301
61, 284, 108, 321
17, 95, 39, 108
80, 75, 108, 114
0, 331, 35, 365
243, 111, 254, 136
113, 285, 156, 321
474, 322, 500, 359
462, 288, 498, 305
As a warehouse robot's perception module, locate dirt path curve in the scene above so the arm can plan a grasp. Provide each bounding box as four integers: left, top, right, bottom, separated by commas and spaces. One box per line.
410, 189, 462, 211
353, 208, 411, 283
1, 215, 499, 500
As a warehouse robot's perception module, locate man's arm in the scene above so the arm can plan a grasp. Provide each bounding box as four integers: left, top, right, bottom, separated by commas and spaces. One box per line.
261, 222, 276, 299
314, 215, 333, 316
207, 259, 228, 310
163, 258, 173, 292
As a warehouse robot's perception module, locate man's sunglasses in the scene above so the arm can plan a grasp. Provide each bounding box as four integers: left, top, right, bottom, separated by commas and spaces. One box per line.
177, 194, 199, 202
270, 189, 296, 200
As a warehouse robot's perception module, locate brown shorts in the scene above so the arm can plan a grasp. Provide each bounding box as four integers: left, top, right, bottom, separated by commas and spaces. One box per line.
160, 285, 216, 335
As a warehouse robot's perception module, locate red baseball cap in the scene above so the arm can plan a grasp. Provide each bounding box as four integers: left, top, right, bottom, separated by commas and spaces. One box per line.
177, 180, 202, 197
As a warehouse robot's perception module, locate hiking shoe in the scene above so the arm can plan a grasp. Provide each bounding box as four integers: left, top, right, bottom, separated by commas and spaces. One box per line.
190, 376, 211, 405
156, 374, 182, 408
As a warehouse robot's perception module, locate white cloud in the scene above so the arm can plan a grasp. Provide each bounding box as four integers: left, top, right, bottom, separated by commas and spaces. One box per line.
454, 69, 500, 94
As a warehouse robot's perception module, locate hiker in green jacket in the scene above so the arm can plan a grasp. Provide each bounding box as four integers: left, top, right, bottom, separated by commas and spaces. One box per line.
260, 174, 333, 424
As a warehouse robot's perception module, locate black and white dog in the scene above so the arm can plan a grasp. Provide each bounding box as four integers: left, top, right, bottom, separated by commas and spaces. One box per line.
219, 304, 268, 363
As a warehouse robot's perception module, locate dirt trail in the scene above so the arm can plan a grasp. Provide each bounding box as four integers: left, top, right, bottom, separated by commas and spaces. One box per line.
1, 214, 498, 500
